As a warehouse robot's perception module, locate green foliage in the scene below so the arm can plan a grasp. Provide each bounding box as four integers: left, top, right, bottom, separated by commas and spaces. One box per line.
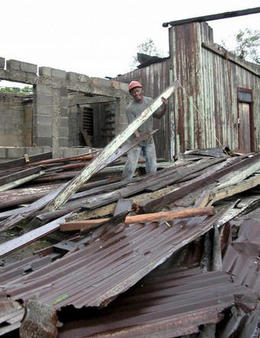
131, 38, 162, 69
235, 29, 260, 64
0, 85, 33, 95
136, 38, 161, 57
226, 28, 260, 64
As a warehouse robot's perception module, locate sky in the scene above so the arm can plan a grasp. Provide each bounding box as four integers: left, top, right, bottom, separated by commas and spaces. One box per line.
1, 0, 259, 81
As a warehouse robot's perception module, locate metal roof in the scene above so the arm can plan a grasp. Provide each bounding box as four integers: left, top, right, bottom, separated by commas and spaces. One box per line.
58, 267, 249, 338
2, 212, 221, 310
223, 218, 260, 295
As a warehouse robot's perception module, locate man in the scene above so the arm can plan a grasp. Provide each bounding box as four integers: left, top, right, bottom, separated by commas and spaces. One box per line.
122, 80, 168, 180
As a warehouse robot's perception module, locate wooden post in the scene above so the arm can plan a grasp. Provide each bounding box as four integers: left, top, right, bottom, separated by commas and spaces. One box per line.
45, 82, 179, 211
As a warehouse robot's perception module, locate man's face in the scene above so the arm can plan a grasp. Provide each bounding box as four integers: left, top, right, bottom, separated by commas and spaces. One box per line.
130, 87, 143, 103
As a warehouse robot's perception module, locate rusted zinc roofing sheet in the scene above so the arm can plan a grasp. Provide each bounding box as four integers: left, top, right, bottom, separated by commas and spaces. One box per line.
59, 267, 250, 338
2, 212, 221, 310
0, 251, 59, 284
223, 218, 260, 295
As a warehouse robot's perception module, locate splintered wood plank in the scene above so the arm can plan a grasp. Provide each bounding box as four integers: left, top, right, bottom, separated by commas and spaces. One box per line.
0, 213, 72, 257
0, 166, 42, 186
45, 83, 179, 212
60, 207, 215, 231
0, 171, 45, 192
209, 174, 260, 205
0, 132, 153, 232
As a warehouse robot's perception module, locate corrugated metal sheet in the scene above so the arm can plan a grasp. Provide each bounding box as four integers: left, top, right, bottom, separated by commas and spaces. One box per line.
220, 218, 260, 337
223, 218, 260, 295
58, 267, 249, 338
2, 212, 221, 310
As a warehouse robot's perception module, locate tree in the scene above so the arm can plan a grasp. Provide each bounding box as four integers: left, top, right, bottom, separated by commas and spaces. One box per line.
0, 85, 33, 95
131, 38, 163, 69
223, 28, 260, 64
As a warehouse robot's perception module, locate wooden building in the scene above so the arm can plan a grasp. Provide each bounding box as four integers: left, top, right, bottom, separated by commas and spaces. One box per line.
116, 19, 260, 160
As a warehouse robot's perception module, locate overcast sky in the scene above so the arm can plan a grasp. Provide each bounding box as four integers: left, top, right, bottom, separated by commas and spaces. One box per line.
1, 0, 259, 80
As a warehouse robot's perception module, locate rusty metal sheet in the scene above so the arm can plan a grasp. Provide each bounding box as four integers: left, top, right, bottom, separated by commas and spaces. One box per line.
58, 267, 248, 338
0, 252, 58, 284
223, 218, 260, 295
1, 211, 223, 310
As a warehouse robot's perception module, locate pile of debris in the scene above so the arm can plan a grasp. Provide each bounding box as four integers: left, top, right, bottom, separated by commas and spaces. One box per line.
0, 84, 259, 337
0, 145, 259, 337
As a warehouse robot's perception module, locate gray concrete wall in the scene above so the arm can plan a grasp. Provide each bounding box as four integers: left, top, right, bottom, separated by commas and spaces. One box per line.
0, 93, 33, 146
0, 57, 129, 158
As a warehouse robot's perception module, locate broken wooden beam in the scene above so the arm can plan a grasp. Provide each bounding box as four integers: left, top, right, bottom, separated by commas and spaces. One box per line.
60, 207, 215, 231
0, 152, 52, 170
0, 166, 42, 187
209, 174, 260, 205
0, 131, 155, 231
142, 154, 260, 213
25, 151, 98, 167
0, 171, 45, 192
44, 83, 179, 212
0, 212, 72, 257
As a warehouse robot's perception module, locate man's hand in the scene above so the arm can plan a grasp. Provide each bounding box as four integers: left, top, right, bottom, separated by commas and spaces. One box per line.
161, 96, 168, 107
153, 97, 169, 119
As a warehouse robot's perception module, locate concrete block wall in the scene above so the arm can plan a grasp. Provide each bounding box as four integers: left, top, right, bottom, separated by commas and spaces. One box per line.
0, 93, 29, 146
0, 56, 130, 158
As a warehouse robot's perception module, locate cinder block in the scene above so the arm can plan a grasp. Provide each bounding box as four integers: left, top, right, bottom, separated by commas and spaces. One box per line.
37, 124, 52, 137
0, 147, 7, 159
36, 94, 53, 107
60, 87, 68, 97
34, 137, 52, 147
34, 105, 53, 116
79, 74, 89, 82
7, 59, 37, 73
20, 61, 37, 74
36, 84, 53, 96
0, 57, 5, 69
62, 147, 88, 157
6, 59, 21, 71
92, 77, 111, 88
7, 147, 26, 159
59, 117, 69, 128
59, 127, 70, 137
36, 115, 52, 127
39, 67, 52, 77
51, 68, 66, 79
24, 147, 42, 156
67, 72, 80, 82
115, 81, 128, 91
60, 107, 68, 117
42, 146, 52, 154
58, 137, 69, 147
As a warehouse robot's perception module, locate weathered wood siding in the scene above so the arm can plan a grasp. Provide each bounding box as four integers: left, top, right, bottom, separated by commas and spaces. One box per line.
199, 27, 260, 152
117, 22, 260, 158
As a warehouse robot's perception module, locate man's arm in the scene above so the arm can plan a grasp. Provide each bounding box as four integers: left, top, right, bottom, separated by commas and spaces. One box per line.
153, 97, 168, 119
126, 109, 140, 138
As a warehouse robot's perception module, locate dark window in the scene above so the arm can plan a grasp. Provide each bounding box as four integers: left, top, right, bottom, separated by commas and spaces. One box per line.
238, 91, 252, 103
82, 107, 93, 136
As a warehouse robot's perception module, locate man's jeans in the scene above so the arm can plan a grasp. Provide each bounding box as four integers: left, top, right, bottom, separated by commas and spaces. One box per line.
122, 140, 157, 180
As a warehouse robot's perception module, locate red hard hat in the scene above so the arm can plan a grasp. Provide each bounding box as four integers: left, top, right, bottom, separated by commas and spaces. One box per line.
128, 80, 142, 92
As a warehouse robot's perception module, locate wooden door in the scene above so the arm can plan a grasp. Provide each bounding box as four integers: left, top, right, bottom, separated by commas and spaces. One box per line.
238, 102, 251, 153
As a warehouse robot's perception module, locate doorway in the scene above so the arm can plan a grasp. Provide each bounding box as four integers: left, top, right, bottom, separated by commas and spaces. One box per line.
237, 89, 254, 153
